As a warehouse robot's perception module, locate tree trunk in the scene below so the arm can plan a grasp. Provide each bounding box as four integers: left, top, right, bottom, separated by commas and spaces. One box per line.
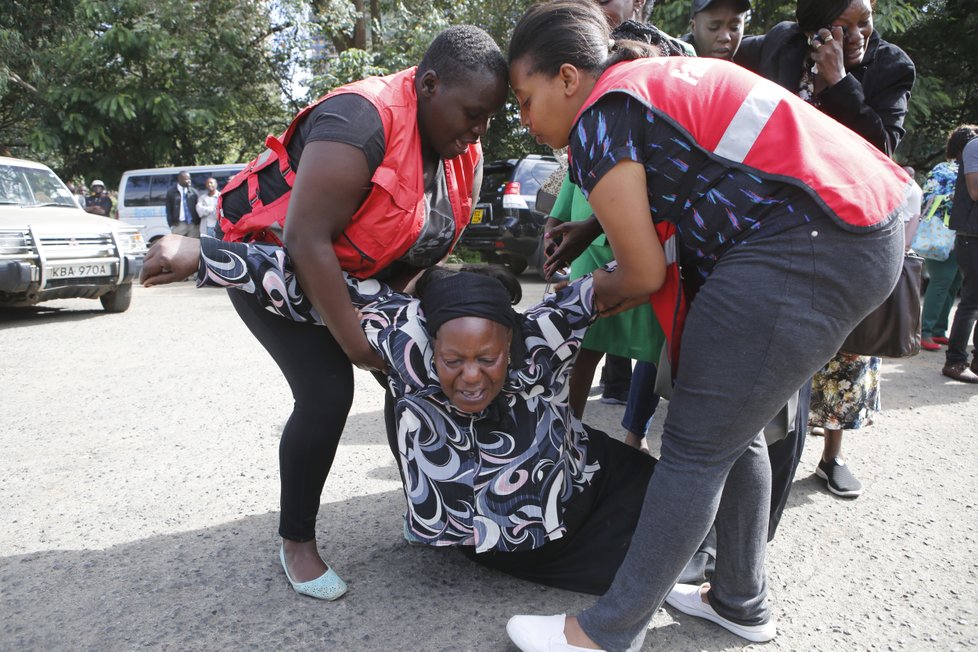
370, 0, 382, 47
352, 0, 367, 49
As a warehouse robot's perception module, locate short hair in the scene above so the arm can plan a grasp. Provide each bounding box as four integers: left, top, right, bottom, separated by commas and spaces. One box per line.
418, 25, 508, 87
947, 125, 978, 160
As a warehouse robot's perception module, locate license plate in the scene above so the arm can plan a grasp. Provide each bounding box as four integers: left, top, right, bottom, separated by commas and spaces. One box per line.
46, 262, 113, 279
470, 208, 485, 224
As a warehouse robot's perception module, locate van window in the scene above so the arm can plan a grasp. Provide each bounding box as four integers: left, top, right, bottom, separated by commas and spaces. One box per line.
190, 170, 241, 192
149, 174, 175, 204
123, 175, 152, 207
212, 170, 241, 189
122, 167, 244, 208
190, 173, 216, 192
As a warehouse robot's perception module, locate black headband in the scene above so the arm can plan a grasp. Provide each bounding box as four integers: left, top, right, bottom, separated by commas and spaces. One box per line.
420, 272, 520, 337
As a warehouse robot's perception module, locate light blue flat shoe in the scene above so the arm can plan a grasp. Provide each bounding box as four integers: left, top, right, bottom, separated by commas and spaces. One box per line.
279, 545, 347, 601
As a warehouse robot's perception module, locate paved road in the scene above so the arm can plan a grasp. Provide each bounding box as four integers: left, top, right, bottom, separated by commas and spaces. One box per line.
1, 280, 976, 650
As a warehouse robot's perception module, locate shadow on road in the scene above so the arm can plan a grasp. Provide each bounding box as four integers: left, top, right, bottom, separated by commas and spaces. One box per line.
0, 490, 596, 651
0, 305, 112, 329
1, 488, 766, 651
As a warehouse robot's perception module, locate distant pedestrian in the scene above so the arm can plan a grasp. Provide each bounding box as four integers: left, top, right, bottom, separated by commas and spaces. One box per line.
74, 183, 87, 209
84, 180, 113, 216
66, 181, 84, 208
196, 177, 220, 238
918, 158, 963, 352
165, 171, 200, 238
941, 124, 978, 383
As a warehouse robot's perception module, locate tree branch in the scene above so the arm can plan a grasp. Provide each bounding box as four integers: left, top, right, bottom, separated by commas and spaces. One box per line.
3, 69, 39, 95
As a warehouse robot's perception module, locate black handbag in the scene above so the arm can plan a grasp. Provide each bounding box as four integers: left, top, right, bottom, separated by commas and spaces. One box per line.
840, 253, 923, 358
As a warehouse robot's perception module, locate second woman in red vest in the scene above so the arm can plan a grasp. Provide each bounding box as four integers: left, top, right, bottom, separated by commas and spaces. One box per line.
505, 2, 906, 650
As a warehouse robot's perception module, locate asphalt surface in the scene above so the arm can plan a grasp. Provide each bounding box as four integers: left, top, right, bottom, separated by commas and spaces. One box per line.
1, 277, 976, 651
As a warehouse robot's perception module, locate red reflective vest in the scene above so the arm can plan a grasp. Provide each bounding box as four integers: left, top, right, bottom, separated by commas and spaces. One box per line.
219, 67, 480, 278
573, 57, 910, 375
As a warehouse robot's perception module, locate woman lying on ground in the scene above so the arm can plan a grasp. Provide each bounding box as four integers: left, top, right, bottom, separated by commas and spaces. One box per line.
142, 234, 656, 595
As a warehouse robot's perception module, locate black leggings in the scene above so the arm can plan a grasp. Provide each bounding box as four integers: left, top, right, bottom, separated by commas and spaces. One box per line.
228, 289, 355, 542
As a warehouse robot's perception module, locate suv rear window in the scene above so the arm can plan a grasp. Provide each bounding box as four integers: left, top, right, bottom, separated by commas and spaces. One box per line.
515, 158, 560, 198
480, 165, 514, 203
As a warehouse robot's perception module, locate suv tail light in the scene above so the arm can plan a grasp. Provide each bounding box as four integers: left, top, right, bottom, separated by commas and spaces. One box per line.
502, 181, 528, 210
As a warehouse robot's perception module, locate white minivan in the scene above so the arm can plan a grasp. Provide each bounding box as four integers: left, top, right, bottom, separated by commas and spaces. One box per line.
118, 164, 245, 245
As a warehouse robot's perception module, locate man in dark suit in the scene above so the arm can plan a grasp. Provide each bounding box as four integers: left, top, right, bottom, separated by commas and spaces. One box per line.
165, 171, 200, 238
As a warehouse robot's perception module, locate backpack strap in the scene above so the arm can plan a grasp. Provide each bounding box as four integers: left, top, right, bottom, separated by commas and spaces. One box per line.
265, 134, 296, 186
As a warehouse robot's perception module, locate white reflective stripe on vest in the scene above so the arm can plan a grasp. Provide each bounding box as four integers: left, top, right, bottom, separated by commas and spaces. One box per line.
662, 233, 678, 266
713, 80, 784, 164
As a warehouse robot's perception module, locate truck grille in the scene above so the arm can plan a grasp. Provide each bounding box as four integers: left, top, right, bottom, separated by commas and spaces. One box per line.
38, 233, 116, 260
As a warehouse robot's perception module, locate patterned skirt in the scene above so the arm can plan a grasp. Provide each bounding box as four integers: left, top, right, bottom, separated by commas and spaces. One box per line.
809, 353, 881, 431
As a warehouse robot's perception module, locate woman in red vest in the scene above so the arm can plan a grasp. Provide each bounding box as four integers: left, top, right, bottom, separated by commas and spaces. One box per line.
141, 26, 508, 601
504, 2, 906, 650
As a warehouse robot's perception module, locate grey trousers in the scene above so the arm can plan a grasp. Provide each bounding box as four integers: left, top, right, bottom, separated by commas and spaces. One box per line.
578, 214, 904, 651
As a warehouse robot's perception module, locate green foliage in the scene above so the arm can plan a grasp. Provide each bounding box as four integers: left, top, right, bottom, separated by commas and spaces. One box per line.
873, 0, 922, 34
1, 0, 298, 184
307, 48, 389, 95
3, 0, 975, 184
892, 0, 978, 170
445, 245, 484, 264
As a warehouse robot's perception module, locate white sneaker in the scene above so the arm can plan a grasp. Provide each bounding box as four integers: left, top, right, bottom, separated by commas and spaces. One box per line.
665, 583, 776, 643
506, 614, 606, 652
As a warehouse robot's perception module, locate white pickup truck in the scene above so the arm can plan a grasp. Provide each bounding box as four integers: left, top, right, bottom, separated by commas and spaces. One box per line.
0, 156, 147, 312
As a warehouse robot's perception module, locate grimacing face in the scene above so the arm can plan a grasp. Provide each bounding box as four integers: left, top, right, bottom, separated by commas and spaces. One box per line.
433, 317, 511, 414
417, 67, 509, 160
690, 5, 747, 60
832, 0, 874, 69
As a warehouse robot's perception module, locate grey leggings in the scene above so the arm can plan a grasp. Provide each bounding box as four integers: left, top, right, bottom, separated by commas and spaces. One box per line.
578, 213, 904, 651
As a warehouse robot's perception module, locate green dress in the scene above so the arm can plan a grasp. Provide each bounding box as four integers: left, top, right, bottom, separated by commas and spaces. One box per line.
550, 175, 663, 363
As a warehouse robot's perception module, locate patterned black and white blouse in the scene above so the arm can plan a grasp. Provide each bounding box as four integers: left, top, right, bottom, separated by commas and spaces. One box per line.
196, 237, 601, 554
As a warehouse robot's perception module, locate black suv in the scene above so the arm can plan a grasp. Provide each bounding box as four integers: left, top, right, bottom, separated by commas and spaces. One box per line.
459, 154, 561, 275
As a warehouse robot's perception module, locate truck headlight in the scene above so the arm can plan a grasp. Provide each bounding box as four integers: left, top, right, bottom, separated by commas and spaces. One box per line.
116, 229, 146, 254
0, 230, 30, 256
